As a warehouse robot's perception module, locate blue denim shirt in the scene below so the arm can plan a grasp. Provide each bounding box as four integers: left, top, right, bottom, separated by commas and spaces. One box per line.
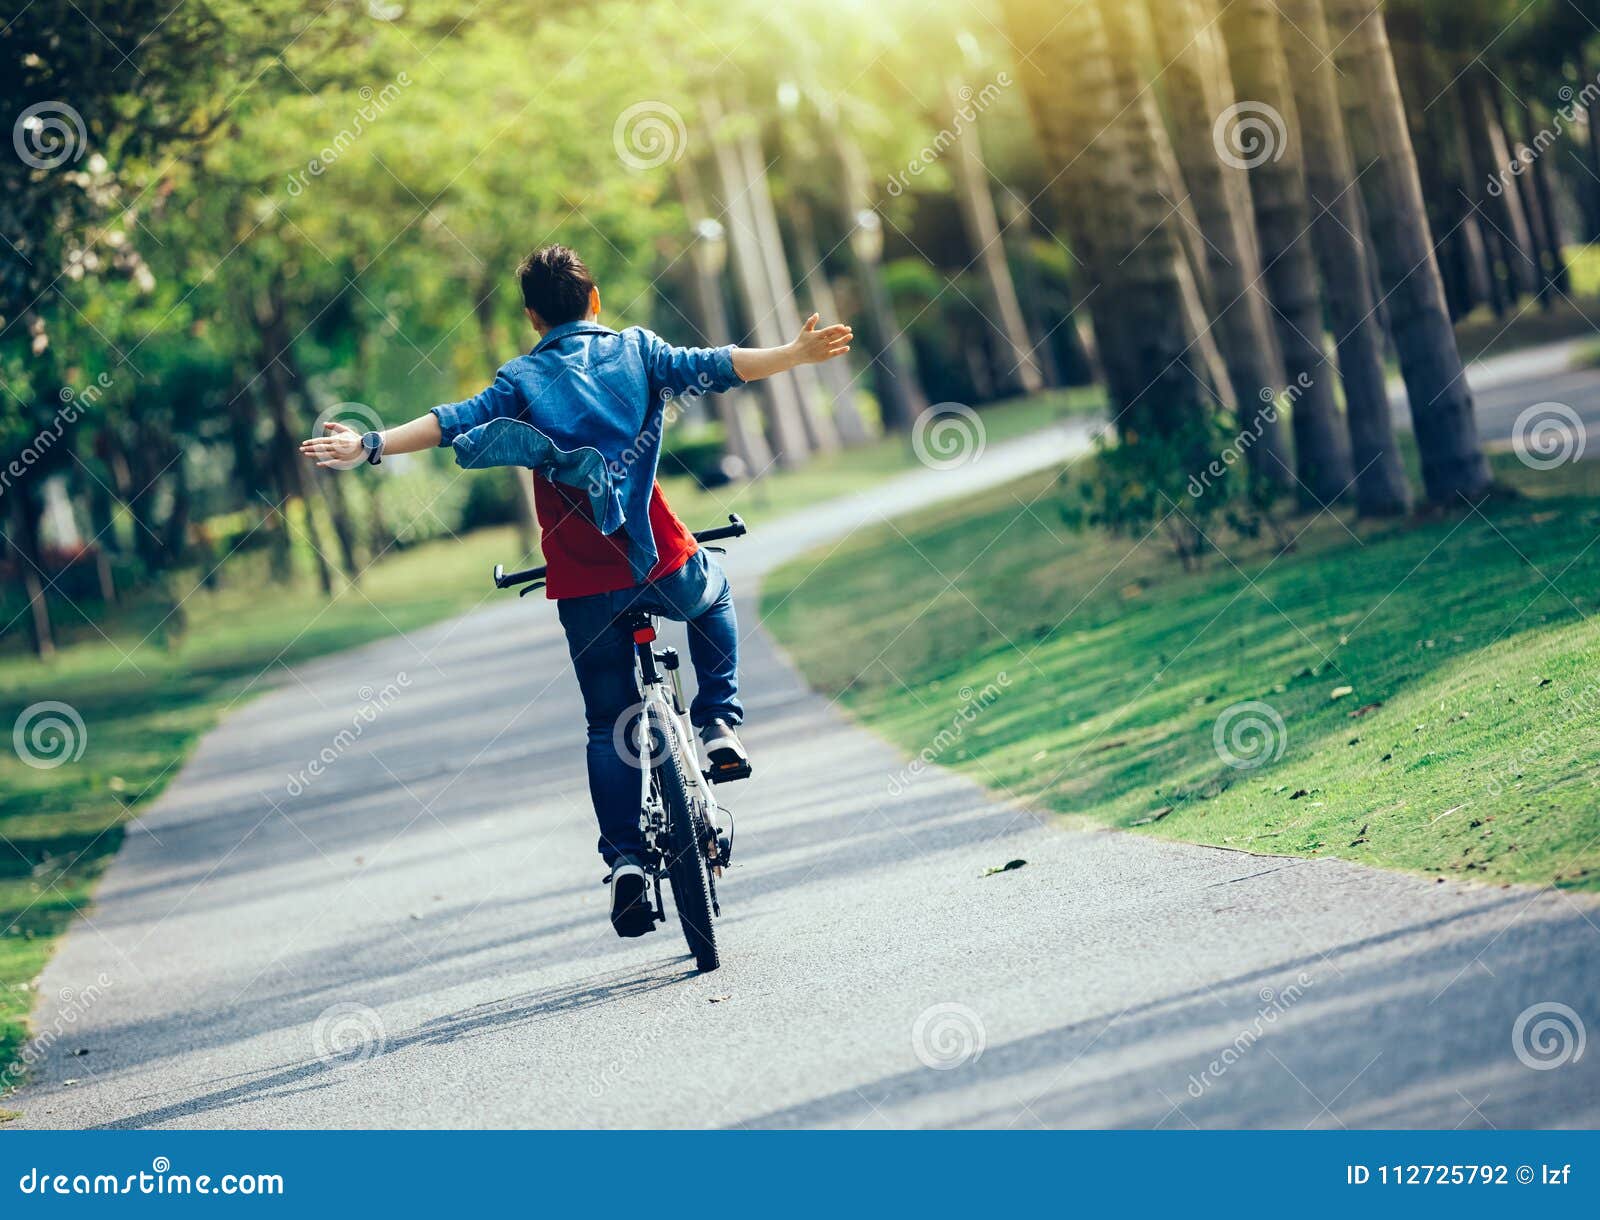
430, 321, 742, 585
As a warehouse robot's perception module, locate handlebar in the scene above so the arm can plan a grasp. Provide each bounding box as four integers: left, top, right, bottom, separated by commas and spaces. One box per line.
492, 513, 748, 591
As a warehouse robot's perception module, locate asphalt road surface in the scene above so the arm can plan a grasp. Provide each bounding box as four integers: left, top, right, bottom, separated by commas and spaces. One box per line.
9, 349, 1599, 1129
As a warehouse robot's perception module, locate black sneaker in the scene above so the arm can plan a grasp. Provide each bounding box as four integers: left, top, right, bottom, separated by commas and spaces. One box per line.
700, 718, 751, 781
608, 857, 654, 938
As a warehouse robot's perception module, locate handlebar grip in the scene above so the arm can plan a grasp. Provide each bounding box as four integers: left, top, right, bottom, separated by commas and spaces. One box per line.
692, 513, 748, 544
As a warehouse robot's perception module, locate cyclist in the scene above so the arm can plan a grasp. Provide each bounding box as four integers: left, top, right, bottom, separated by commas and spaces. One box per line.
301, 244, 851, 937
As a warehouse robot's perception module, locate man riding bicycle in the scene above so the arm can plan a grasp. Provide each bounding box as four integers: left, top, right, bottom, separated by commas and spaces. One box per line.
301, 244, 851, 938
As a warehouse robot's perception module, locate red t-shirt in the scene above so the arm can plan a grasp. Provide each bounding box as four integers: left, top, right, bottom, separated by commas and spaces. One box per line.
532, 475, 698, 599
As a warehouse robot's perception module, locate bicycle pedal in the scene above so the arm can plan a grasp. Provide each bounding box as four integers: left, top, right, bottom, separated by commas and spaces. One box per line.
705, 758, 752, 784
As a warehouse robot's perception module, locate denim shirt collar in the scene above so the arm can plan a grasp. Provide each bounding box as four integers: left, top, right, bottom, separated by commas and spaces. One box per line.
533, 319, 615, 353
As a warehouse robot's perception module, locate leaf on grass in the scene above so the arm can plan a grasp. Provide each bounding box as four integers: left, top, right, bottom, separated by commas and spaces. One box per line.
1330, 685, 1354, 700
1348, 702, 1384, 718
1130, 807, 1173, 826
982, 858, 1028, 876
1290, 789, 1309, 800
1091, 739, 1128, 753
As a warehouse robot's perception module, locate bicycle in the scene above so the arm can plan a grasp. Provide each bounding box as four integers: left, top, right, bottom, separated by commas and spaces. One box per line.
492, 513, 751, 973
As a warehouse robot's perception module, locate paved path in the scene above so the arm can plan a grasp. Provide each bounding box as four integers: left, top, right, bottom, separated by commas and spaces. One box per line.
9, 361, 1599, 1129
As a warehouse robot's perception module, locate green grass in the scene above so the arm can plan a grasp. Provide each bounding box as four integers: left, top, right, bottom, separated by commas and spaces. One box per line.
1451, 244, 1600, 363
0, 385, 1097, 1088
763, 452, 1600, 893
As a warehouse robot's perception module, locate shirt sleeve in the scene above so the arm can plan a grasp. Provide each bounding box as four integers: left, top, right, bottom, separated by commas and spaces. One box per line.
637, 328, 744, 401
430, 372, 522, 445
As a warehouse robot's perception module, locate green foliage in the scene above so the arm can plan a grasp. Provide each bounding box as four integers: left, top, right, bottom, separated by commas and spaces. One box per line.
1060, 411, 1282, 568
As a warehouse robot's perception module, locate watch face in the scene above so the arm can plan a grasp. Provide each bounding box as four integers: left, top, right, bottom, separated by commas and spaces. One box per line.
362, 431, 381, 451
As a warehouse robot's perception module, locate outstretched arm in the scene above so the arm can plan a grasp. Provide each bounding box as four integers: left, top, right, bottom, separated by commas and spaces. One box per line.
731, 313, 852, 382
299, 412, 442, 468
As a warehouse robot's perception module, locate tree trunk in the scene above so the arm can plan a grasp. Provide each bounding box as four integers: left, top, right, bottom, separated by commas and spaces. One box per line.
1458, 68, 1541, 300
673, 161, 777, 473
995, 196, 1063, 387
11, 485, 55, 659
789, 197, 871, 444
1218, 0, 1356, 506
1147, 0, 1292, 489
1001, 0, 1225, 450
1326, 0, 1491, 502
701, 94, 812, 465
1277, 0, 1412, 515
735, 125, 839, 453
255, 291, 336, 595
946, 77, 1044, 396
1519, 100, 1570, 295
831, 126, 926, 430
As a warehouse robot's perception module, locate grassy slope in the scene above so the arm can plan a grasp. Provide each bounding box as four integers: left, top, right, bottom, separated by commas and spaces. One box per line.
762, 452, 1600, 893
0, 386, 1096, 1083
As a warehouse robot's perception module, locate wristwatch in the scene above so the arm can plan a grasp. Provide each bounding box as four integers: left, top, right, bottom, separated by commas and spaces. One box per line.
361, 431, 384, 465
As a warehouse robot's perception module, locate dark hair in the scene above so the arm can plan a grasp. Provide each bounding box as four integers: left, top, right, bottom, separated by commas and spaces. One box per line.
516, 244, 595, 325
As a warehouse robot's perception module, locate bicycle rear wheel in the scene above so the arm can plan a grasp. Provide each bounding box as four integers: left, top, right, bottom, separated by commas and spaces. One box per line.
652, 709, 720, 972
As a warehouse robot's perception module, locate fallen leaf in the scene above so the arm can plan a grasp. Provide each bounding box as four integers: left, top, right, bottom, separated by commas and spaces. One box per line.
1129, 807, 1174, 827
1348, 702, 1384, 718
1330, 685, 1354, 700
982, 858, 1028, 876
1091, 739, 1128, 753
1290, 789, 1309, 800
708, 994, 732, 1004
1538, 677, 1553, 687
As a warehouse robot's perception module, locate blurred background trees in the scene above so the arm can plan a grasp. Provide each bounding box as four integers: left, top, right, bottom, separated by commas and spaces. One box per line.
4, 0, 1597, 655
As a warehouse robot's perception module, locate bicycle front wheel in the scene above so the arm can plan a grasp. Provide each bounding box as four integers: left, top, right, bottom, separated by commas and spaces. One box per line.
652, 710, 721, 973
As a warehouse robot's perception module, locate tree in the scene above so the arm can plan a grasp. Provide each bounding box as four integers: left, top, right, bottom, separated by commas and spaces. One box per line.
1277, 0, 1413, 516
1001, 0, 1227, 445
943, 75, 1045, 396
1217, 0, 1356, 507
1146, 0, 1292, 489
1326, 0, 1492, 503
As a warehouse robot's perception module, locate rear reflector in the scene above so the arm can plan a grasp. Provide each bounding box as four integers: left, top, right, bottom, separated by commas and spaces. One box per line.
632, 626, 656, 643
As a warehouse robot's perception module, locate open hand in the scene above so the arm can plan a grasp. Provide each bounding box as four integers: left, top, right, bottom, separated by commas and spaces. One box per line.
299, 421, 365, 469
790, 313, 852, 365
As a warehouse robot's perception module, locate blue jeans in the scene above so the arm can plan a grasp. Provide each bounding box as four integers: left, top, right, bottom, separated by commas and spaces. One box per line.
556, 550, 742, 865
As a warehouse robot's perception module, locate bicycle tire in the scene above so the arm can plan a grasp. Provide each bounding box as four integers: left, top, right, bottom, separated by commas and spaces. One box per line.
652, 707, 721, 972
